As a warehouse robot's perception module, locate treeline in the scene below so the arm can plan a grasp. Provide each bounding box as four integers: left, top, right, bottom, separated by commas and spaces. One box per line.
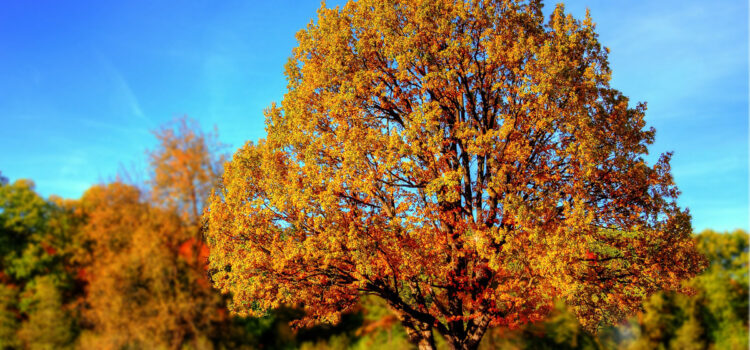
0, 118, 746, 349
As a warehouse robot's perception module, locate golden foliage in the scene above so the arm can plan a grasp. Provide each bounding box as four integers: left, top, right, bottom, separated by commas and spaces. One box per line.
78, 183, 222, 349
205, 0, 702, 348
149, 116, 226, 229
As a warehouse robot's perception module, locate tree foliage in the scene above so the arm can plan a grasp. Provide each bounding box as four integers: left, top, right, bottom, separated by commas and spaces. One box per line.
0, 179, 50, 278
17, 276, 76, 350
76, 182, 224, 349
0, 283, 20, 349
206, 0, 704, 349
0, 179, 81, 349
0, 118, 254, 350
149, 116, 226, 229
627, 229, 748, 350
473, 229, 748, 350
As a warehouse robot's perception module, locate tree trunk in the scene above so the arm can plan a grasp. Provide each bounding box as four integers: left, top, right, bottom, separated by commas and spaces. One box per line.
446, 339, 480, 350
404, 324, 436, 350
386, 297, 490, 350
391, 308, 436, 350
445, 317, 489, 350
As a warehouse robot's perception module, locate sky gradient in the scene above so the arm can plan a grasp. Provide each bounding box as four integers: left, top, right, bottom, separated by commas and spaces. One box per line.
0, 0, 747, 232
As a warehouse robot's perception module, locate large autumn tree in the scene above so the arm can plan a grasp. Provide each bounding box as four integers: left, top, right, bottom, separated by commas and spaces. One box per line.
206, 1, 704, 349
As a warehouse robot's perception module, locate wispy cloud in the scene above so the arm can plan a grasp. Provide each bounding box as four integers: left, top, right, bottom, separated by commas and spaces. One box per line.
95, 51, 151, 125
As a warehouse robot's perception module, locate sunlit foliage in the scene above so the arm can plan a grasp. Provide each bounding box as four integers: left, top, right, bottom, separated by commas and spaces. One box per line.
149, 116, 226, 229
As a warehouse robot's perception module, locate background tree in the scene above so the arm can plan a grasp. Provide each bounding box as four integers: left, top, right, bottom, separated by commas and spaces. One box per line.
206, 0, 704, 349
478, 300, 611, 350
0, 283, 19, 349
0, 179, 50, 278
626, 229, 748, 350
17, 276, 76, 350
0, 179, 82, 350
77, 182, 223, 350
473, 229, 748, 350
148, 116, 226, 230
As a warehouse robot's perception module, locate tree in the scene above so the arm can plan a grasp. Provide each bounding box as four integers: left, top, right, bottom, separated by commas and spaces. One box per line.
0, 179, 50, 277
205, 1, 704, 349
148, 116, 226, 230
77, 183, 224, 349
0, 284, 20, 349
17, 276, 76, 350
0, 179, 83, 349
627, 230, 748, 350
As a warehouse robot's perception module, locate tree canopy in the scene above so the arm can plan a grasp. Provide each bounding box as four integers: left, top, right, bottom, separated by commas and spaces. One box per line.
205, 0, 704, 349
77, 182, 223, 349
149, 116, 226, 230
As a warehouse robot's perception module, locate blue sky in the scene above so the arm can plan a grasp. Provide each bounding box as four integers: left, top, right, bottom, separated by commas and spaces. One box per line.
0, 0, 746, 232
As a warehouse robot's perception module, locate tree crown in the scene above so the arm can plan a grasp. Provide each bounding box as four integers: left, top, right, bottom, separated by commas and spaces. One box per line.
206, 1, 704, 348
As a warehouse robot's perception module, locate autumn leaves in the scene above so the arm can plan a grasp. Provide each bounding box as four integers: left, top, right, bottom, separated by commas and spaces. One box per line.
205, 1, 702, 349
